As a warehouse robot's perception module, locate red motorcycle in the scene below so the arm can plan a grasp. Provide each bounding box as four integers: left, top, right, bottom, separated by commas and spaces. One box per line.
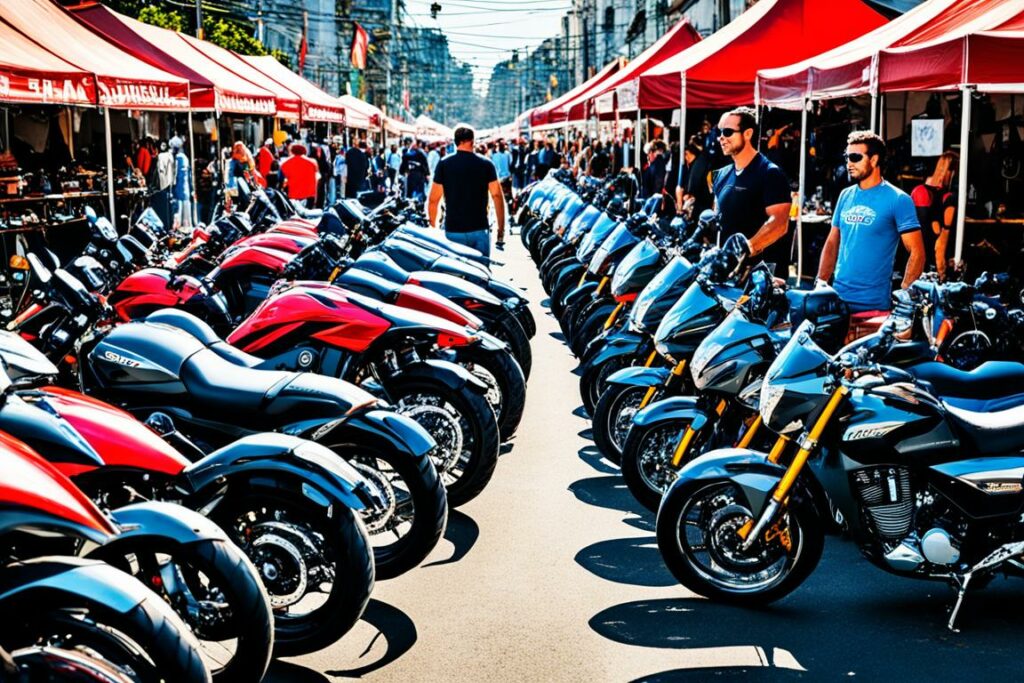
0, 429, 213, 681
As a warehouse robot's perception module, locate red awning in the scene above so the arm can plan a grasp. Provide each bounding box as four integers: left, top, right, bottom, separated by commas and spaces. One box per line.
241, 56, 346, 124
178, 36, 301, 119
69, 3, 275, 115
638, 0, 889, 109
877, 5, 1024, 93
759, 0, 1022, 108
567, 18, 702, 116
530, 58, 624, 127
0, 0, 189, 110
0, 19, 94, 106
339, 95, 383, 130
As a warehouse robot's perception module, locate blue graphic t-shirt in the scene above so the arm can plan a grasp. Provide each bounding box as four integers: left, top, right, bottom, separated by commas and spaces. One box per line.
832, 180, 920, 312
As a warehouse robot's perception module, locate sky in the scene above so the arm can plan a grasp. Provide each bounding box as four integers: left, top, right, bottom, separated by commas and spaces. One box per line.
402, 0, 574, 95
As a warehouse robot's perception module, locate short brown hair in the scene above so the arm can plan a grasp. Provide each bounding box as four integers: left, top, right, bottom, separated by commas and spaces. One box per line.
453, 124, 475, 145
847, 130, 886, 162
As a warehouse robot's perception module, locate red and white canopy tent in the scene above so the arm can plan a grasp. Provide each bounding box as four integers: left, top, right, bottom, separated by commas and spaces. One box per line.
528, 57, 626, 130
1, 0, 191, 223
67, 2, 275, 117
339, 94, 383, 132
384, 116, 417, 141
415, 115, 453, 143
0, 19, 94, 107
241, 55, 346, 126
757, 0, 1024, 266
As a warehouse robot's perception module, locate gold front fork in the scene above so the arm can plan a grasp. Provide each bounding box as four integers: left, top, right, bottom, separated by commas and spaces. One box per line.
670, 396, 726, 468
604, 302, 624, 330
739, 386, 848, 548
735, 414, 762, 449
594, 276, 609, 297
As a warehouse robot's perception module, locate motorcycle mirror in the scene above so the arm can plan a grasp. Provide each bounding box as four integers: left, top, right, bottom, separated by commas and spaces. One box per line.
26, 253, 52, 285
83, 205, 98, 225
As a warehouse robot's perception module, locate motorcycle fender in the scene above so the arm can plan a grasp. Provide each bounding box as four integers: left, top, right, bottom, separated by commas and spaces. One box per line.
88, 502, 229, 560
671, 448, 832, 525
474, 331, 508, 353
632, 396, 706, 430
391, 357, 489, 395
0, 558, 148, 614
311, 408, 435, 460
582, 329, 644, 366
183, 433, 373, 511
607, 365, 671, 389
486, 278, 521, 303
563, 282, 599, 309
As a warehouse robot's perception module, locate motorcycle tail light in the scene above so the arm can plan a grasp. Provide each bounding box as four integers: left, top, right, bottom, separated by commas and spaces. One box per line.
437, 332, 477, 348
464, 300, 486, 310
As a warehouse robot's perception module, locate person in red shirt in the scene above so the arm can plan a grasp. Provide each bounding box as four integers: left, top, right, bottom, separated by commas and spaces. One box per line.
280, 143, 320, 207
256, 139, 276, 179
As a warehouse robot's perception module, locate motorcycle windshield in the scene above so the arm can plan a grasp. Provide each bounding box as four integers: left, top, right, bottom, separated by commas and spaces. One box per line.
760, 320, 831, 434
577, 214, 619, 262
611, 239, 660, 296
629, 256, 696, 330
566, 205, 603, 243
653, 281, 721, 348
691, 308, 774, 392
553, 196, 586, 233
588, 224, 639, 276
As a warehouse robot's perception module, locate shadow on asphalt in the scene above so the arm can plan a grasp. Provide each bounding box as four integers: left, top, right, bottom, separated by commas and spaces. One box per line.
422, 509, 479, 568
265, 661, 329, 683
572, 405, 589, 418
577, 445, 619, 475
549, 330, 565, 342
326, 599, 419, 678
575, 536, 676, 587
578, 427, 594, 440
591, 540, 1024, 679
568, 474, 655, 532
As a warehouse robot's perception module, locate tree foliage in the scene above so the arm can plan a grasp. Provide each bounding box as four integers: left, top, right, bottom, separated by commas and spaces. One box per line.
203, 17, 267, 55
137, 5, 184, 32
271, 49, 292, 69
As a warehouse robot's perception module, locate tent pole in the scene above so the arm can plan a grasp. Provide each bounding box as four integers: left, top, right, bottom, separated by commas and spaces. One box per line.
870, 93, 879, 133
103, 107, 115, 229
954, 85, 972, 265
676, 76, 687, 188
797, 97, 809, 285
187, 110, 197, 226
635, 108, 641, 169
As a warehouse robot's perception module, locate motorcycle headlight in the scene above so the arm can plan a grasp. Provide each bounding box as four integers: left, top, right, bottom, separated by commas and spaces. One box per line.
759, 382, 785, 427
632, 295, 653, 324
690, 340, 722, 383
654, 341, 676, 366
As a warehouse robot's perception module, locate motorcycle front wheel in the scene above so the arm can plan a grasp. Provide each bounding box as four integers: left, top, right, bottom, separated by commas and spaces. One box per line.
656, 480, 823, 605
591, 384, 656, 466
453, 345, 527, 441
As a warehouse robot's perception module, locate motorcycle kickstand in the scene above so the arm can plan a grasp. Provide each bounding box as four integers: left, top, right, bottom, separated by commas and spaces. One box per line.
947, 572, 972, 633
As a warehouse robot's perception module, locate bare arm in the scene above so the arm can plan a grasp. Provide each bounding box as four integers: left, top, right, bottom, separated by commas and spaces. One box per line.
427, 181, 444, 228
488, 179, 506, 242
816, 226, 842, 283
900, 230, 926, 289
748, 203, 792, 257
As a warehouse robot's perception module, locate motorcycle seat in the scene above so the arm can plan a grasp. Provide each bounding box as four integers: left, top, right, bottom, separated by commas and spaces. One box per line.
146, 309, 264, 368
910, 361, 1024, 400
943, 399, 1024, 456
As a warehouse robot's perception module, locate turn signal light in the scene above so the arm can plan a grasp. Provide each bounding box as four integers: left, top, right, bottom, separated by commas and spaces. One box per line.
437, 333, 476, 348
9, 255, 28, 270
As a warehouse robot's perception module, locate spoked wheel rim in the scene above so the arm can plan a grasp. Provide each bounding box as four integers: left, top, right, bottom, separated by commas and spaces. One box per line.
463, 362, 503, 415
607, 388, 648, 453
23, 613, 156, 682
395, 392, 472, 488
636, 424, 685, 496
131, 552, 238, 675
675, 482, 800, 594
348, 456, 414, 548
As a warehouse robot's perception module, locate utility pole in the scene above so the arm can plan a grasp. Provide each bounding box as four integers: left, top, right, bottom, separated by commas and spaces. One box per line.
195, 0, 203, 39
256, 0, 264, 43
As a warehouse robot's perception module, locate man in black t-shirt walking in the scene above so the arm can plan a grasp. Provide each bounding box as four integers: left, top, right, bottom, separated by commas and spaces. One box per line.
427, 124, 506, 257
711, 106, 793, 278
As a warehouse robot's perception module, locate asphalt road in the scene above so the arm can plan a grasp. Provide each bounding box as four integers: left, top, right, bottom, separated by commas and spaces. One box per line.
273, 236, 1024, 682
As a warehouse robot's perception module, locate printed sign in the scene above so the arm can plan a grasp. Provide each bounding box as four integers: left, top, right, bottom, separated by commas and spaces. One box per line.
911, 119, 943, 157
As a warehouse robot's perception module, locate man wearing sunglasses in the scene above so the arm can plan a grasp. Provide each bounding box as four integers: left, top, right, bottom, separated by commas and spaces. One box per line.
816, 131, 924, 313
711, 107, 793, 278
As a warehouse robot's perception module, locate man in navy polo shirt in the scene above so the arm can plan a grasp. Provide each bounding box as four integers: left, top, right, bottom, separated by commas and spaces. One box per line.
816, 131, 925, 313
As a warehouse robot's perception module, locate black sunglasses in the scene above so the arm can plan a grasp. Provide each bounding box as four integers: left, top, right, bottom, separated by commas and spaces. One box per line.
718, 127, 746, 138
844, 152, 866, 163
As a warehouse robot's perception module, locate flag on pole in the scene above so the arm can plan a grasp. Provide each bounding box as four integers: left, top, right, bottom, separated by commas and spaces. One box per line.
298, 11, 309, 72
351, 22, 369, 70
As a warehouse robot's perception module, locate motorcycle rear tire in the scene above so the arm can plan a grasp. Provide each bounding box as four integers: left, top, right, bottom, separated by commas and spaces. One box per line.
328, 443, 448, 580
211, 490, 374, 657
390, 379, 500, 506
14, 598, 210, 683
487, 314, 532, 380
454, 346, 527, 441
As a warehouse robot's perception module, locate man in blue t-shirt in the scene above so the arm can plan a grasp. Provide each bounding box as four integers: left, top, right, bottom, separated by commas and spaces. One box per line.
816, 131, 925, 313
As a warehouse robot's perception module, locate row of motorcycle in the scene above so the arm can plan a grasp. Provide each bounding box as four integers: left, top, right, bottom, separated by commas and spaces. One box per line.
520, 170, 1024, 630
0, 185, 532, 681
